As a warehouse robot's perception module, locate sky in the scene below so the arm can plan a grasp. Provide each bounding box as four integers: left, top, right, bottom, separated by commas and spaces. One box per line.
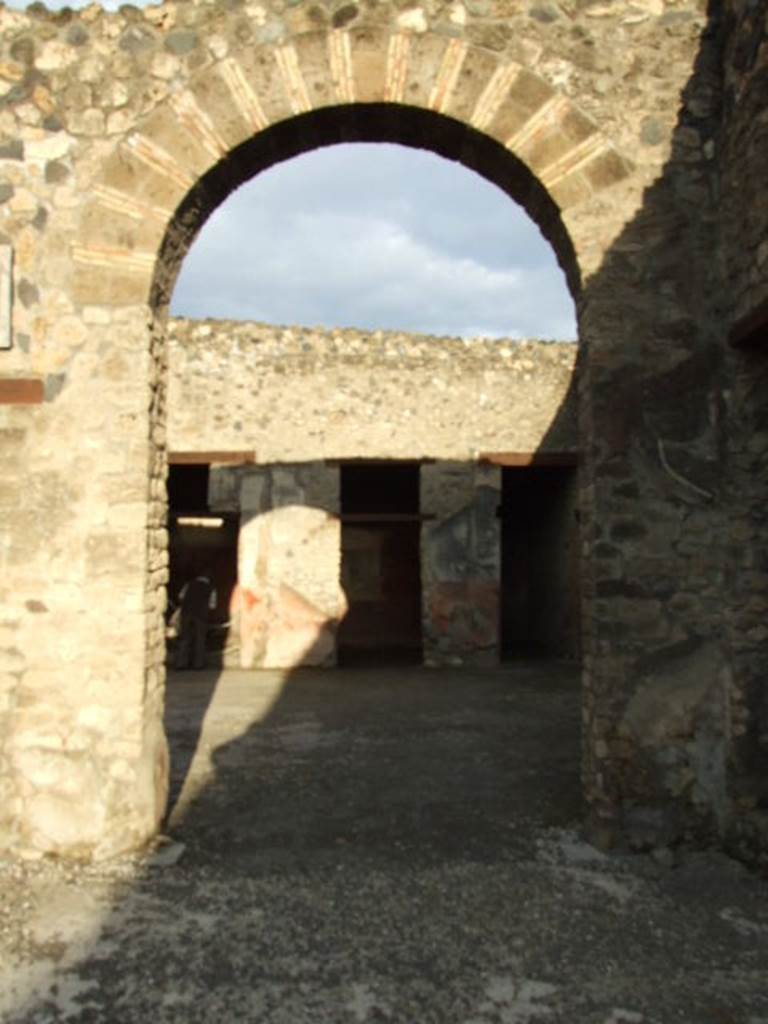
172, 144, 576, 340
6, 1, 576, 341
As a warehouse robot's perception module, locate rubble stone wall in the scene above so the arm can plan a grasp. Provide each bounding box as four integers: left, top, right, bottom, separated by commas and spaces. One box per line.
167, 319, 578, 461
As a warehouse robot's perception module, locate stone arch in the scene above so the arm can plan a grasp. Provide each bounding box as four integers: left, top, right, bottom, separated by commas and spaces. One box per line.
0, 17, 647, 861
56, 27, 638, 859
72, 28, 633, 310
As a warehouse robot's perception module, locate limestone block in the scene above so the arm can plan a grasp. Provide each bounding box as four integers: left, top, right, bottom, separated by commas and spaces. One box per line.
348, 26, 389, 103
27, 791, 106, 854
292, 32, 336, 109
621, 642, 725, 747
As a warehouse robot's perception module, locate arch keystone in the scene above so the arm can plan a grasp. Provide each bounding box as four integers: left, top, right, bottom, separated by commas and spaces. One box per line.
349, 27, 391, 104
329, 30, 355, 103
385, 32, 411, 103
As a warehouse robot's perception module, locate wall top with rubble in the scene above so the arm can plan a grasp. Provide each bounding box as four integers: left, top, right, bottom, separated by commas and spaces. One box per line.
167, 318, 578, 463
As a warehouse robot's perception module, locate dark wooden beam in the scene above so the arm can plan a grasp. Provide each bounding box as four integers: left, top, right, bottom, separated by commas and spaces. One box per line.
729, 294, 768, 348
168, 451, 256, 464
478, 451, 579, 467
339, 513, 435, 523
0, 378, 44, 405
325, 458, 435, 465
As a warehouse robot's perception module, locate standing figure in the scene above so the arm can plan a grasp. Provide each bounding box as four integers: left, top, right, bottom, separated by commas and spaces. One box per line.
175, 574, 217, 670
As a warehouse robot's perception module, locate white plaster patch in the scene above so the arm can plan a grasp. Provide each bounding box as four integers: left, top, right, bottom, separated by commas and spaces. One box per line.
565, 867, 641, 906
35, 40, 77, 72
467, 976, 557, 1023
25, 134, 74, 163
719, 907, 768, 938
0, 961, 99, 1022
0, 244, 10, 350
536, 828, 609, 867
347, 981, 391, 1021
535, 829, 641, 905
397, 7, 428, 32
0, 882, 114, 1021
449, 2, 467, 25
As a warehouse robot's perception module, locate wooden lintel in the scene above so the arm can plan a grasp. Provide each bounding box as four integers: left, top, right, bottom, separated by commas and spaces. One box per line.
169, 451, 256, 465
325, 458, 435, 466
0, 378, 44, 405
479, 451, 579, 467
340, 513, 435, 523
729, 294, 768, 348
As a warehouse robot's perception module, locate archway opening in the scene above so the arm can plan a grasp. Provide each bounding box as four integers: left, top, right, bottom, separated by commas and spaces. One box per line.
160, 107, 580, 674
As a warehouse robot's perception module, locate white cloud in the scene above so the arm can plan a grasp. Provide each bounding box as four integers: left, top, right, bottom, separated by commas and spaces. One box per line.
173, 144, 577, 340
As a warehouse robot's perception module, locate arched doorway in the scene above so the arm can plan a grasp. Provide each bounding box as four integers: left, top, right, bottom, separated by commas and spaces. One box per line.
32, 22, 635, 857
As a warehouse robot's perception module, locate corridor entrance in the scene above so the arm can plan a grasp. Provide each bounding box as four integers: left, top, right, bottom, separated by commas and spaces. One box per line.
500, 462, 580, 660
337, 462, 423, 665
166, 462, 238, 665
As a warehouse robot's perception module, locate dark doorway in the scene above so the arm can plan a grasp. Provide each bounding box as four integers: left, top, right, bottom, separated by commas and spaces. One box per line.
167, 463, 238, 664
500, 464, 580, 660
337, 462, 422, 665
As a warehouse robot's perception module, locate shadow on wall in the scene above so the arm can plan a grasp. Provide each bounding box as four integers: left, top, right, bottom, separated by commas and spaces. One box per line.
569, 0, 767, 855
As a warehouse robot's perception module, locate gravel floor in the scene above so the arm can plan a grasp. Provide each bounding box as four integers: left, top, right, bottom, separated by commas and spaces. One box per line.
1, 664, 767, 1024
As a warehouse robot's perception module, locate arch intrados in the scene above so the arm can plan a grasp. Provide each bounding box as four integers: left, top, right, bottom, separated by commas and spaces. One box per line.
152, 103, 580, 313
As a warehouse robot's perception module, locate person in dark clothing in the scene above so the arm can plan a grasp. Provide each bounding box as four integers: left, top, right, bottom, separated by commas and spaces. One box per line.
175, 574, 217, 670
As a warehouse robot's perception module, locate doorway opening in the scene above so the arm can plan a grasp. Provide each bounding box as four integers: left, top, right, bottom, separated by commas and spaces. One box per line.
166, 461, 238, 667
500, 463, 581, 660
337, 462, 423, 666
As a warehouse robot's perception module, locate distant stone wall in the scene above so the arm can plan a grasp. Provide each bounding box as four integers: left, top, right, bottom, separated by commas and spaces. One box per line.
421, 462, 501, 667
167, 319, 578, 461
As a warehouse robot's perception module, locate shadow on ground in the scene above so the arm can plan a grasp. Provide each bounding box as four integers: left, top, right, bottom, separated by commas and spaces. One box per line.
2, 663, 767, 1024
163, 662, 582, 872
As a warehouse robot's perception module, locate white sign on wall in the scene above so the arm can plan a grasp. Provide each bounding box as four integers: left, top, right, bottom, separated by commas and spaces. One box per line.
0, 245, 11, 350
